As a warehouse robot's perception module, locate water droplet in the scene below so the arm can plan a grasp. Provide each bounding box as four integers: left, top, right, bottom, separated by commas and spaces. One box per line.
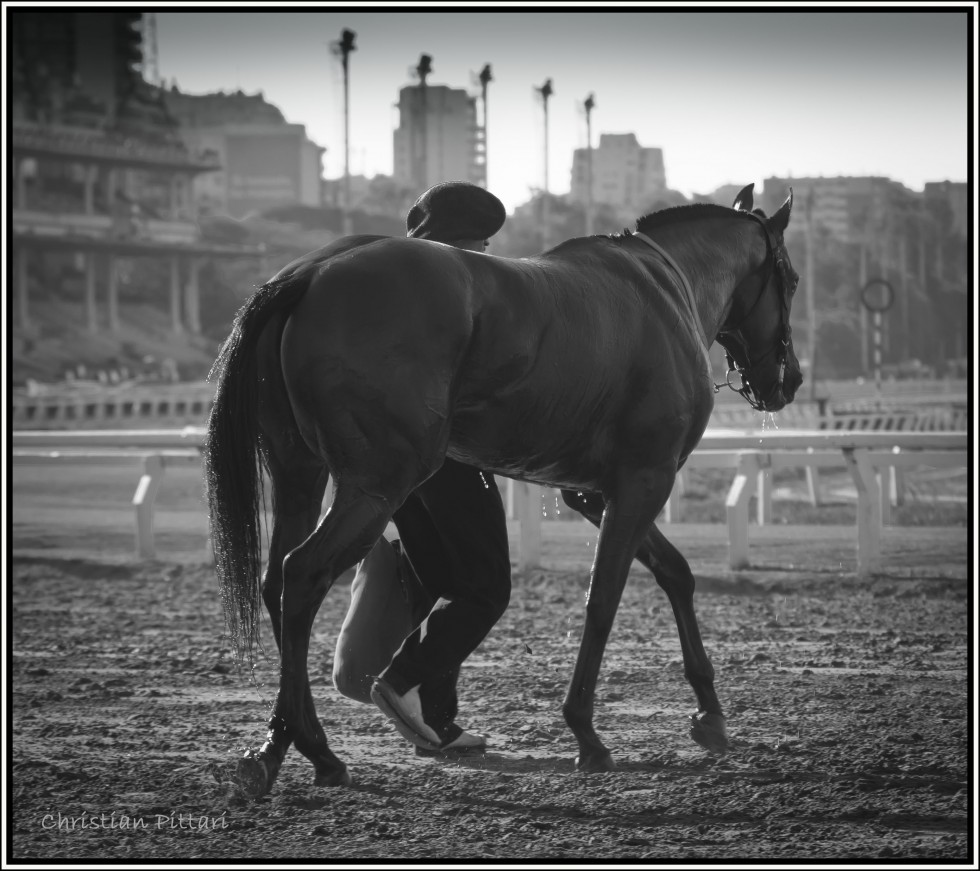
761, 411, 779, 432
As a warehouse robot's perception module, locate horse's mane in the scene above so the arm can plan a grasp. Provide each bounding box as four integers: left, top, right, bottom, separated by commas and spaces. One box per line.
631, 202, 769, 237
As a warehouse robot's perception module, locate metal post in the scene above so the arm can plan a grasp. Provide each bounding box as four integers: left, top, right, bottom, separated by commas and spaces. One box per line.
338, 29, 356, 236
479, 64, 492, 187
85, 252, 98, 333
16, 246, 31, 331
169, 256, 182, 335
804, 187, 817, 400
184, 257, 201, 334
859, 241, 868, 374
873, 311, 882, 401
860, 279, 894, 410
537, 78, 553, 249
415, 54, 432, 190
107, 255, 120, 333
584, 93, 595, 235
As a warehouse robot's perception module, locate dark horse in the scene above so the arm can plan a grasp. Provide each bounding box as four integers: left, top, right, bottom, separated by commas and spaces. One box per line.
204, 183, 802, 796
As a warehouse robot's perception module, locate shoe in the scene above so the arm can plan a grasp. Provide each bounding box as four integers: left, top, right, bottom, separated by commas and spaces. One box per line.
414, 724, 487, 757
370, 679, 441, 751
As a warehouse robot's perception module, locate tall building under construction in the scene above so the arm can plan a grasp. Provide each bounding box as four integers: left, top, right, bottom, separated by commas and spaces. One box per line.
392, 84, 485, 191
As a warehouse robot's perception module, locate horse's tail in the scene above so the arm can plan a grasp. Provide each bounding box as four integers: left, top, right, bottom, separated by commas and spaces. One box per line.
203, 275, 311, 666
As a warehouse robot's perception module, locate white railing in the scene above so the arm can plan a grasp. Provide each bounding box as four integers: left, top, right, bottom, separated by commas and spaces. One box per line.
11, 386, 216, 429
13, 388, 967, 433
12, 428, 967, 576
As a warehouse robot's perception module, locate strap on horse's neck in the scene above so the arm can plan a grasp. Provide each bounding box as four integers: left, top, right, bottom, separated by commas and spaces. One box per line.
632, 231, 708, 350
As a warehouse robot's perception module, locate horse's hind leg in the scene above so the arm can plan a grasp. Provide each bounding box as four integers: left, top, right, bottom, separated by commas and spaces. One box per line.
235, 460, 329, 795
261, 461, 330, 652
239, 481, 392, 796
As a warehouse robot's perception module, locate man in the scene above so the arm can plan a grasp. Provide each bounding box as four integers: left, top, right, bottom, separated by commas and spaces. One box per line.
332, 181, 512, 757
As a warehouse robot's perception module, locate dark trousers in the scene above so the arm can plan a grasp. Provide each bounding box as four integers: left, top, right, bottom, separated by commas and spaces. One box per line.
383, 458, 512, 732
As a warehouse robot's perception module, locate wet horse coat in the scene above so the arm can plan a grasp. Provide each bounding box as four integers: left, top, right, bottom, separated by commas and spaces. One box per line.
204, 185, 802, 795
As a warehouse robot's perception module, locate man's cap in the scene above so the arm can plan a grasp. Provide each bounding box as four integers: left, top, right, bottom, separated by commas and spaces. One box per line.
406, 181, 506, 242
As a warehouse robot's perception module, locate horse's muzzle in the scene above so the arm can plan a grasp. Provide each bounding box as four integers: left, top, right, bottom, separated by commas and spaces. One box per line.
763, 354, 803, 411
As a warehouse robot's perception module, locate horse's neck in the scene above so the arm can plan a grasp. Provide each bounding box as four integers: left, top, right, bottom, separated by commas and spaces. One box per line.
645, 219, 762, 340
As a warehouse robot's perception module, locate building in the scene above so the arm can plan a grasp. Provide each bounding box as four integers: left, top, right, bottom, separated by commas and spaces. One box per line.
760, 175, 914, 242
10, 10, 264, 346
393, 84, 484, 190
162, 88, 326, 218
924, 181, 967, 238
569, 133, 666, 212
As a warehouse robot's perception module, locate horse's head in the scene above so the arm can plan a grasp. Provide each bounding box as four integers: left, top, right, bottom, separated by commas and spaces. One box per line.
716, 184, 803, 412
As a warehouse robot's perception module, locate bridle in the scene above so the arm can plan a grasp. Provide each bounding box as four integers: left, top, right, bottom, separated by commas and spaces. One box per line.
714, 213, 796, 411
632, 212, 795, 411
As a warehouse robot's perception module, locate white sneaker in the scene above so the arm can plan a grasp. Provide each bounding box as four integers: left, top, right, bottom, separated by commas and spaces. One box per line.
370, 679, 441, 751
415, 726, 487, 757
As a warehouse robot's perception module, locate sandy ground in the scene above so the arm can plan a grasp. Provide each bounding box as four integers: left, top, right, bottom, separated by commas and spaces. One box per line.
10, 477, 971, 864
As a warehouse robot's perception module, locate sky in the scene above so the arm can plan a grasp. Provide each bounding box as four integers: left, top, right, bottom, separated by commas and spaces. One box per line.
154, 5, 972, 214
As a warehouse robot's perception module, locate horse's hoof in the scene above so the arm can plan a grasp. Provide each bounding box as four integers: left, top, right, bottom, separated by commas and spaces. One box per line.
690, 711, 729, 756
575, 750, 615, 773
314, 766, 353, 788
235, 751, 272, 798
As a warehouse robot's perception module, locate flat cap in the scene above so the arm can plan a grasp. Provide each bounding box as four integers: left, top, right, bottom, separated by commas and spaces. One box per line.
406, 181, 506, 242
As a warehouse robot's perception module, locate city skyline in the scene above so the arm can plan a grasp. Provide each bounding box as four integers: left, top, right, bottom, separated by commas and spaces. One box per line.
155, 7, 972, 214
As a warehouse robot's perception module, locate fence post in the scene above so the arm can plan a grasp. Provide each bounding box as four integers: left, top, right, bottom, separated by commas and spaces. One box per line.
663, 470, 684, 523
842, 447, 880, 577
805, 447, 821, 507
890, 446, 905, 507
725, 451, 759, 569
756, 457, 772, 525
133, 454, 164, 558
516, 481, 542, 571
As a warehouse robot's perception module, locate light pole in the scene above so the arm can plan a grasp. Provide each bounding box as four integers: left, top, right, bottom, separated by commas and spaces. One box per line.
415, 54, 432, 190
338, 28, 356, 235
479, 64, 492, 187
804, 186, 818, 400
537, 78, 553, 249
584, 92, 595, 235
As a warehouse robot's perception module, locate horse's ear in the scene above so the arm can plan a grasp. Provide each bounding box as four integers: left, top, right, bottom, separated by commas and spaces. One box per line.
769, 188, 793, 234
732, 183, 754, 212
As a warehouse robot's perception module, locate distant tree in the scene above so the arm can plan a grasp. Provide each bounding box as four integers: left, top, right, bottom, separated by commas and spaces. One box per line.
492, 193, 628, 258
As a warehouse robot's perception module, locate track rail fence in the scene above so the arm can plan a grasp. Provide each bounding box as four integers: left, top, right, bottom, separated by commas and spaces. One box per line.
13, 380, 967, 432
12, 428, 967, 577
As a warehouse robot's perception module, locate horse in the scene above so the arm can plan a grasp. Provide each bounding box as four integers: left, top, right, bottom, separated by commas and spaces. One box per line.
203, 183, 803, 797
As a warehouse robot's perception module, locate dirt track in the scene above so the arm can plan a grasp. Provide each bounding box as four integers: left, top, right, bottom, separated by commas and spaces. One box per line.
10, 519, 970, 863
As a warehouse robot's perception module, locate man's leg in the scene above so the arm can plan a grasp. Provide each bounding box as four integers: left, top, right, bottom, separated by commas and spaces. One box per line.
389, 532, 461, 728
332, 537, 413, 704
376, 460, 511, 745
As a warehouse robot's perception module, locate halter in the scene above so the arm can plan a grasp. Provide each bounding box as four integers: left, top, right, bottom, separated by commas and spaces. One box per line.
714, 213, 796, 411
633, 216, 794, 411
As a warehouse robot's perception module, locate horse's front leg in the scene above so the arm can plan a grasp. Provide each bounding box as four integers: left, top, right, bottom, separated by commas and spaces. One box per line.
638, 525, 729, 755
562, 467, 673, 772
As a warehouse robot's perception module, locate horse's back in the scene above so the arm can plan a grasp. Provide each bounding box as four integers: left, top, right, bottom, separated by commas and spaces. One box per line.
453, 239, 715, 484
275, 235, 714, 491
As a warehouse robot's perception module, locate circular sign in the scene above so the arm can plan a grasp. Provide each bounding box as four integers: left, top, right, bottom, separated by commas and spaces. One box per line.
860, 279, 895, 313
